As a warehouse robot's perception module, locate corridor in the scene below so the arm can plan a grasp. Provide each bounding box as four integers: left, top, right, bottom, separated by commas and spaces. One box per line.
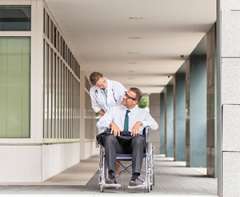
0, 155, 217, 196
4, 0, 239, 196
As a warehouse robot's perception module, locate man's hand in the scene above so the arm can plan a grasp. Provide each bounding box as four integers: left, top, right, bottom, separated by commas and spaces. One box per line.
131, 121, 143, 137
110, 122, 121, 136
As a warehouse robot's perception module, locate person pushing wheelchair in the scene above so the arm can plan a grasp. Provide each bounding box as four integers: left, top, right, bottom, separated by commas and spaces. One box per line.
97, 87, 158, 187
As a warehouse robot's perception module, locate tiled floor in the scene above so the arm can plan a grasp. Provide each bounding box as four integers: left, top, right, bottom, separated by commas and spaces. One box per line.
0, 155, 218, 196
45, 156, 99, 185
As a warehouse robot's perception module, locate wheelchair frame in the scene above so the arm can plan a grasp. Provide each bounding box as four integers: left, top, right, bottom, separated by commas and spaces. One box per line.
98, 127, 155, 192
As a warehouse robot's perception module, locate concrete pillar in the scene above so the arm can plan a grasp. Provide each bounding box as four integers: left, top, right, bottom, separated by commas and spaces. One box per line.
31, 0, 44, 141
185, 60, 191, 167
173, 78, 176, 160
206, 26, 216, 177
149, 93, 160, 154
164, 89, 168, 156
160, 93, 166, 155
189, 55, 207, 167
173, 74, 186, 161
218, 1, 240, 196
166, 85, 174, 158
79, 71, 86, 160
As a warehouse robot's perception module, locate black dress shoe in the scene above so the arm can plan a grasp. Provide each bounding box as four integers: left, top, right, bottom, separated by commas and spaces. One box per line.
106, 177, 117, 184
106, 172, 117, 184
128, 177, 143, 188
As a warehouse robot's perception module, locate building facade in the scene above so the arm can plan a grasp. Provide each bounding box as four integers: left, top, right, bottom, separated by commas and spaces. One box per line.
0, 0, 97, 182
1, 0, 240, 196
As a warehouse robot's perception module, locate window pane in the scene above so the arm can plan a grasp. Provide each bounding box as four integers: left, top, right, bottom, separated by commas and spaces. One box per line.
44, 42, 49, 138
0, 37, 30, 138
0, 6, 31, 31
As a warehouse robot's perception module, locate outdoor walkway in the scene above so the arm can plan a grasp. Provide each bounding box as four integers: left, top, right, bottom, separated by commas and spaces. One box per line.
0, 155, 217, 196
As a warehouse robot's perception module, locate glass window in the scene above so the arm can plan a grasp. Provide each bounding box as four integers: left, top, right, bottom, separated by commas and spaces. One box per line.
59, 60, 63, 139
48, 48, 53, 138
51, 21, 54, 44
61, 62, 65, 139
42, 9, 81, 139
70, 74, 73, 138
44, 42, 49, 138
56, 30, 59, 51
0, 37, 30, 138
43, 9, 45, 34
53, 26, 57, 48
66, 68, 69, 139
0, 6, 31, 31
47, 14, 50, 39
52, 53, 56, 138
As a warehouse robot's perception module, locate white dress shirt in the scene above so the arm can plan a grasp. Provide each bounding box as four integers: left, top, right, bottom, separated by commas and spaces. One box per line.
89, 79, 126, 113
96, 105, 159, 135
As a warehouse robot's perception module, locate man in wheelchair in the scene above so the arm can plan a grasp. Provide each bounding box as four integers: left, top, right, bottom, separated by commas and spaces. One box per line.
96, 87, 158, 187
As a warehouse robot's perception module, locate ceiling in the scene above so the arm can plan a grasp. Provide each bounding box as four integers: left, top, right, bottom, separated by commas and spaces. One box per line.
45, 0, 216, 94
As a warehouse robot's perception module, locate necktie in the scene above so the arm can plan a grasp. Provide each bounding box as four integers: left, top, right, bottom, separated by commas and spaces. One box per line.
123, 110, 130, 133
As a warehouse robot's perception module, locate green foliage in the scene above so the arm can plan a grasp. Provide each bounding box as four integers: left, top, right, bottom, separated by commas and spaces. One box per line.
138, 95, 149, 108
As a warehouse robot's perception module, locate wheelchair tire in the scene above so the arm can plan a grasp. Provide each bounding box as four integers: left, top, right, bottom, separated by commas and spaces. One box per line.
146, 185, 151, 193
100, 185, 104, 192
152, 172, 155, 186
150, 168, 155, 190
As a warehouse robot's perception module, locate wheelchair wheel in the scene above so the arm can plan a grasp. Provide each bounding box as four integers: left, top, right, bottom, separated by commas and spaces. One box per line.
148, 143, 154, 189
146, 176, 151, 192
145, 153, 151, 192
100, 184, 104, 192
99, 146, 106, 192
150, 172, 155, 190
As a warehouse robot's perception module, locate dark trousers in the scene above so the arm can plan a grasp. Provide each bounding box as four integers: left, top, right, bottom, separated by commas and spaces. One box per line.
102, 134, 146, 175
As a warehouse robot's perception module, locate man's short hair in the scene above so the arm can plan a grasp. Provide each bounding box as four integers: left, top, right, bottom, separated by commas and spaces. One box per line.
89, 72, 103, 85
129, 87, 142, 102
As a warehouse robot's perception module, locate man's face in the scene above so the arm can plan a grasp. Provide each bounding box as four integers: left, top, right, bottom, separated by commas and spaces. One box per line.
123, 90, 138, 108
96, 77, 107, 89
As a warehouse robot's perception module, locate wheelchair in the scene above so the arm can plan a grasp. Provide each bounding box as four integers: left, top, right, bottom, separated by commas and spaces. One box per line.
97, 127, 155, 192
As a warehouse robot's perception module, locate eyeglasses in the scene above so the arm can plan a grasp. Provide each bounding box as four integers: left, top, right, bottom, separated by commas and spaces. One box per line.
125, 92, 137, 101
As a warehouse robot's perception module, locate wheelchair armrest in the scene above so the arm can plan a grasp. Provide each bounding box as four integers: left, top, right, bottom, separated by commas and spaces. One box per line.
143, 126, 151, 143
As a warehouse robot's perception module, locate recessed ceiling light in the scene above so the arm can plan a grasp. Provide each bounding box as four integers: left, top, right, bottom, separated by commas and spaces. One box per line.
129, 16, 144, 20
128, 51, 140, 55
128, 36, 142, 40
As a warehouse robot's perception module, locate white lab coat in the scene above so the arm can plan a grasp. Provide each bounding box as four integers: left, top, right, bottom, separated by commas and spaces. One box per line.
89, 79, 127, 113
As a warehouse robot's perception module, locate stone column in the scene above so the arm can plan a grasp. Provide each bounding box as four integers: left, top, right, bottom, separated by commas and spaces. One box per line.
79, 71, 86, 160
160, 92, 166, 155
173, 77, 176, 160
189, 55, 207, 167
164, 88, 168, 156
166, 85, 174, 158
206, 26, 216, 177
218, 1, 240, 196
31, 0, 44, 141
149, 93, 160, 154
174, 74, 186, 161
185, 60, 191, 167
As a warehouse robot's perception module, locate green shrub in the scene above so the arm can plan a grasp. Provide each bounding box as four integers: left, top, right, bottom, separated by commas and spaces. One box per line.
138, 95, 149, 108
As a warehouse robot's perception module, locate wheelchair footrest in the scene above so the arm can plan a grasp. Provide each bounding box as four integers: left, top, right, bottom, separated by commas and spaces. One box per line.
127, 184, 146, 189
100, 183, 121, 189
